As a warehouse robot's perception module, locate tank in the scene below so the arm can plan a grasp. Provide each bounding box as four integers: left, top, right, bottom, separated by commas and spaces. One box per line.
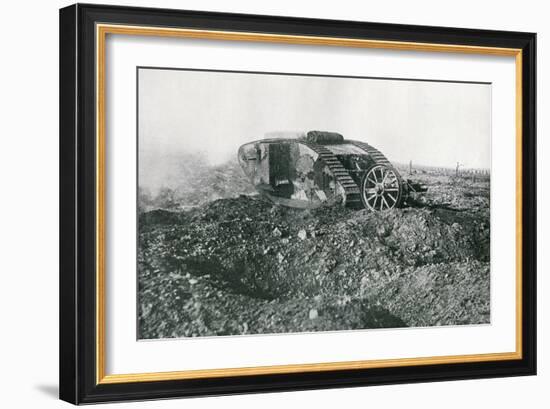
238, 130, 425, 211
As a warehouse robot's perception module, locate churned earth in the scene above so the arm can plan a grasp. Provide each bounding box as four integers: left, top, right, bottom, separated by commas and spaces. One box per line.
138, 170, 490, 339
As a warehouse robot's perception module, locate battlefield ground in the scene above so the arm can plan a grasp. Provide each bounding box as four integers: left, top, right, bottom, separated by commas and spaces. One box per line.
138, 154, 490, 339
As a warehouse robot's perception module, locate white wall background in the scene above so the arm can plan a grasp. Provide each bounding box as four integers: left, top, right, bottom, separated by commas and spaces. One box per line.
0, 0, 546, 407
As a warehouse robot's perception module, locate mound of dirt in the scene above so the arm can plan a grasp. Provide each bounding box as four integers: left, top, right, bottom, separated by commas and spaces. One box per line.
138, 180, 490, 338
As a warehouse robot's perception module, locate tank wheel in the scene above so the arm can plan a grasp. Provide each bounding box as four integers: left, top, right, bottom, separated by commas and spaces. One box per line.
361, 165, 402, 211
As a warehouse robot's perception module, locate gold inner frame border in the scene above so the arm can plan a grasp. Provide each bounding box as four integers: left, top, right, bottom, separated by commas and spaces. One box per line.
95, 23, 523, 385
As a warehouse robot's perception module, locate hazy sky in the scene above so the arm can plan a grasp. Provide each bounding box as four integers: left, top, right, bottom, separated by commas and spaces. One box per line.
138, 68, 490, 188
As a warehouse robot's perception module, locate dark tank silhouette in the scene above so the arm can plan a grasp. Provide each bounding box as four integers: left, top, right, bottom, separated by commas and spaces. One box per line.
238, 130, 426, 210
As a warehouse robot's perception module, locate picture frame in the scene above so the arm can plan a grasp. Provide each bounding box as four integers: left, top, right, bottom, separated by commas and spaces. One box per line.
59, 3, 536, 404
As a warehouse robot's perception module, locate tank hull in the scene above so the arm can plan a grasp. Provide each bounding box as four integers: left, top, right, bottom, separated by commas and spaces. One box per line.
238, 132, 405, 210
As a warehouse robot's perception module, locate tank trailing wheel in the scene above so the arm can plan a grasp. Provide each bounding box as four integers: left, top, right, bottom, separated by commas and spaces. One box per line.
361, 165, 402, 211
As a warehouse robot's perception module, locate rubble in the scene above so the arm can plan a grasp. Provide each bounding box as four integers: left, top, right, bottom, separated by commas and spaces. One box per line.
138, 168, 490, 339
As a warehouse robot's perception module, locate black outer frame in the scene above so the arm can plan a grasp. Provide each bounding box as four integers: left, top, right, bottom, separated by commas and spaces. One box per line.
59, 3, 536, 405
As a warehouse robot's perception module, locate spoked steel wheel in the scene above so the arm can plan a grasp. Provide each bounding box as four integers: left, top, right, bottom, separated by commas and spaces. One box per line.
361, 165, 402, 211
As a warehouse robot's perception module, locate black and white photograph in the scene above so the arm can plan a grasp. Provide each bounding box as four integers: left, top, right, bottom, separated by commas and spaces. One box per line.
137, 67, 491, 339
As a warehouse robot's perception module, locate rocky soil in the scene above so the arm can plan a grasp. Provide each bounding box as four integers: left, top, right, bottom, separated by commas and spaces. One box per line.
138, 171, 490, 339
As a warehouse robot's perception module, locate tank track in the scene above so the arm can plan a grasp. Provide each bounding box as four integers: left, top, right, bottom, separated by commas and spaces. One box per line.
348, 140, 406, 205
349, 140, 392, 168
300, 141, 362, 208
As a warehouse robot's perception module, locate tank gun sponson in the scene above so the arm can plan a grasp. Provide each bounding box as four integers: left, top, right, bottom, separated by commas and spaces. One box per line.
239, 130, 422, 211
